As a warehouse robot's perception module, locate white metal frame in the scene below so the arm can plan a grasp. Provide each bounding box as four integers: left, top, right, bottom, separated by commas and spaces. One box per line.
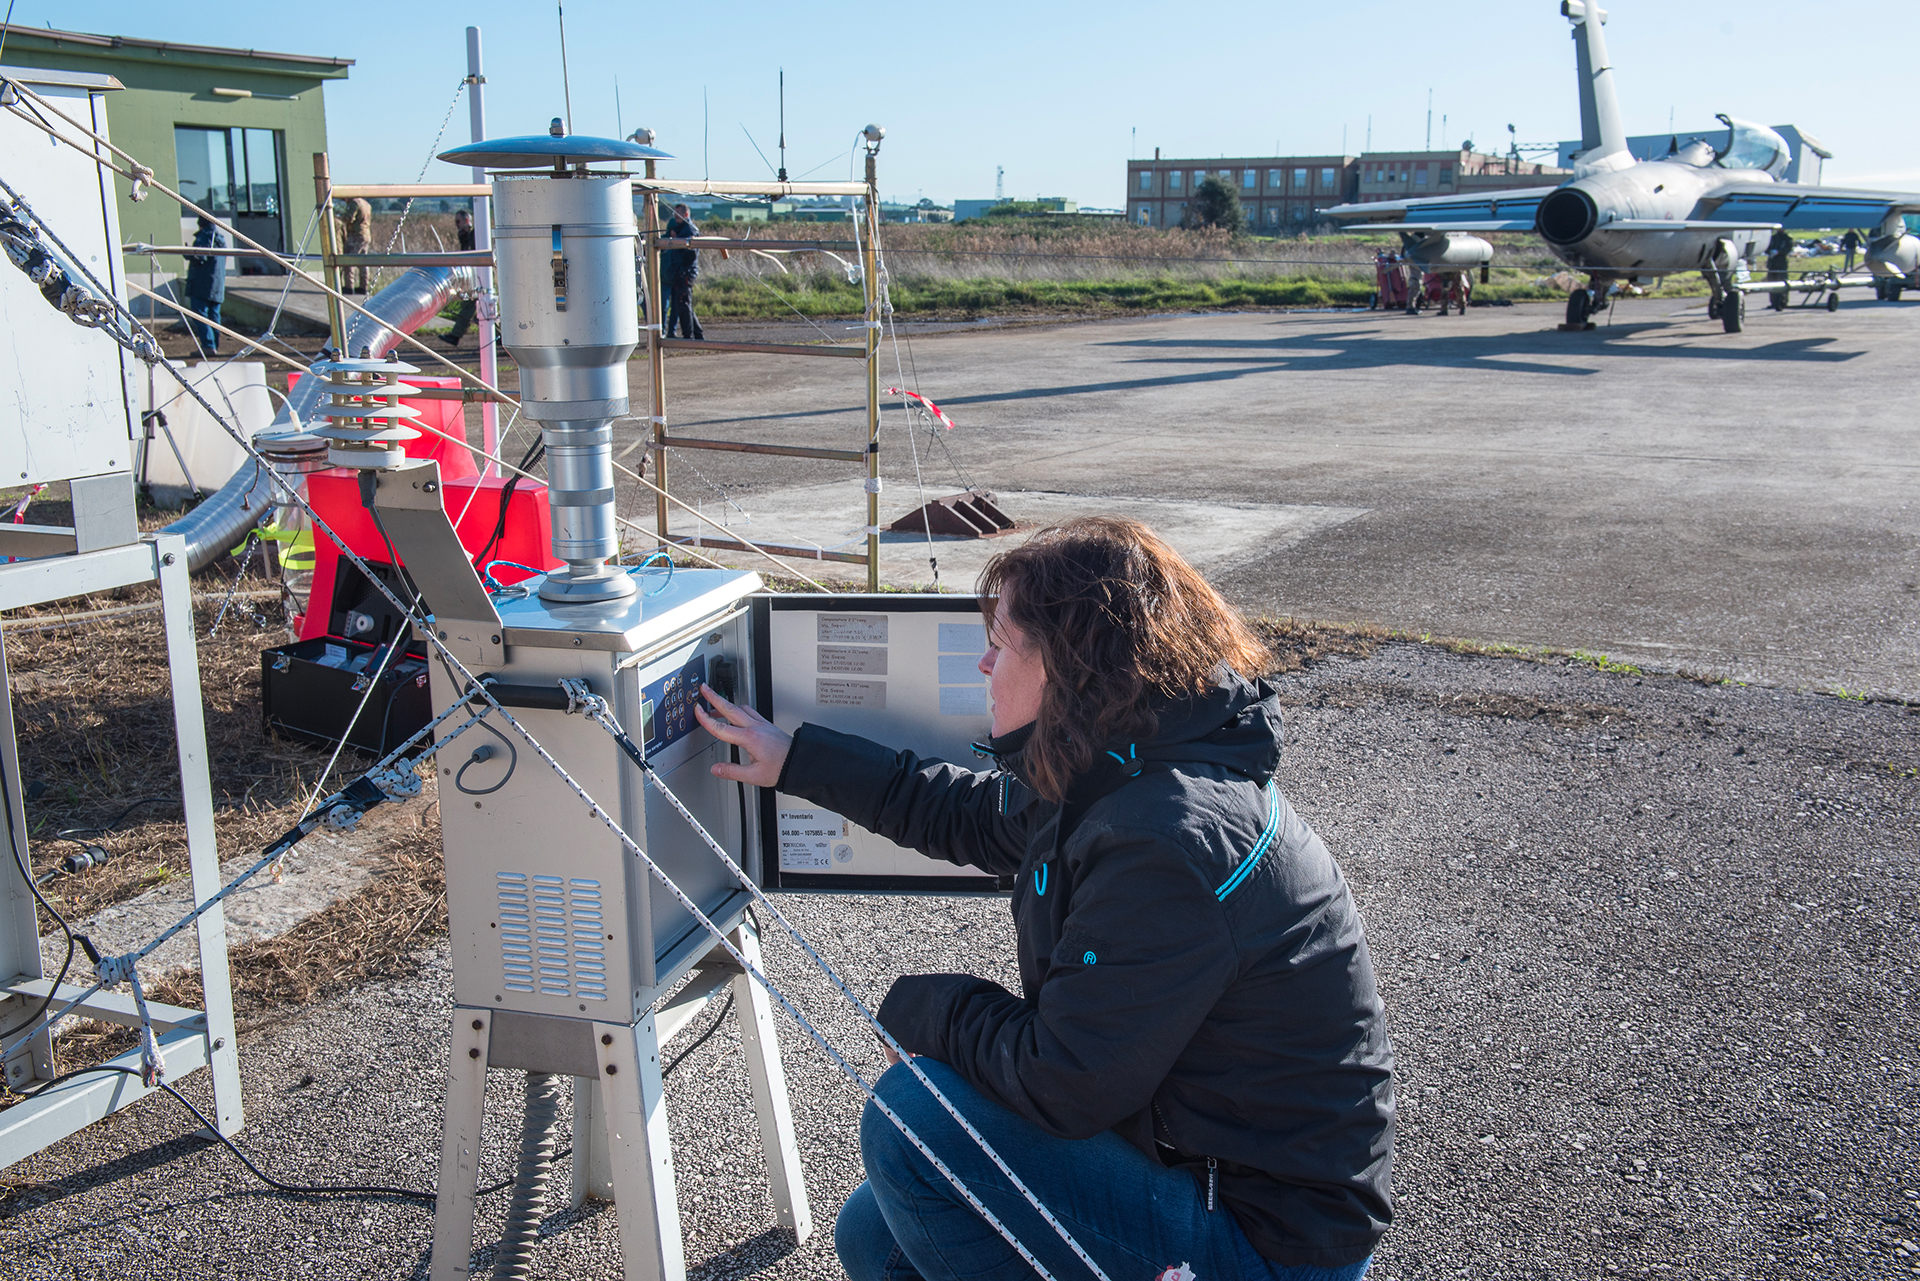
429, 911, 810, 1281
0, 531, 242, 1166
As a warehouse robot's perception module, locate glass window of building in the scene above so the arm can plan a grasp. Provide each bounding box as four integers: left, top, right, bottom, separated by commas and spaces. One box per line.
1320, 167, 1336, 189
1138, 170, 1153, 192
1415, 167, 1429, 186
1242, 169, 1256, 189
1264, 206, 1279, 226
1293, 168, 1308, 188
1268, 169, 1283, 188
174, 125, 287, 271
1136, 205, 1152, 225
1169, 170, 1182, 191
1439, 166, 1454, 186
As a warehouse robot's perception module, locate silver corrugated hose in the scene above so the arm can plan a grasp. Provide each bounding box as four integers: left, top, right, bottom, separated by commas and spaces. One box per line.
161, 265, 480, 570
491, 1071, 567, 1279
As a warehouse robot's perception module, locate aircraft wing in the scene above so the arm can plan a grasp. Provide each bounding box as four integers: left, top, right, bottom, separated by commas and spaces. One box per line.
1602, 219, 1779, 231
1324, 186, 1562, 230
1698, 183, 1920, 229
1330, 221, 1535, 233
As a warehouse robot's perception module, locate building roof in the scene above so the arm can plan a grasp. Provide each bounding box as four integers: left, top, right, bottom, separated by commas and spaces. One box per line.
0, 24, 353, 76
0, 63, 123, 91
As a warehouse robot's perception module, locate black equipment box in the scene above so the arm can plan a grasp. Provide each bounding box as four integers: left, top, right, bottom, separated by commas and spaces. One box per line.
261, 636, 432, 757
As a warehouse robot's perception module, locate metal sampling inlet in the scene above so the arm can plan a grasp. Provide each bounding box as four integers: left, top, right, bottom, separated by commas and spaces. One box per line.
442, 124, 671, 604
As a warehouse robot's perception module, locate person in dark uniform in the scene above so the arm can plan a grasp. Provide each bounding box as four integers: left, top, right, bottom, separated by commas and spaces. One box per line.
663, 203, 703, 340
1766, 228, 1795, 311
183, 215, 228, 355
445, 208, 477, 347
1841, 228, 1862, 273
694, 517, 1394, 1281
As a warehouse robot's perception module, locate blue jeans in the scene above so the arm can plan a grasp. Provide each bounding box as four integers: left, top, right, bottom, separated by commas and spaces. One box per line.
836, 1060, 1372, 1281
186, 295, 221, 354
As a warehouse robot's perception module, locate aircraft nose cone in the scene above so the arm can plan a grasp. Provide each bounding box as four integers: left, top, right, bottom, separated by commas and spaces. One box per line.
1537, 187, 1599, 245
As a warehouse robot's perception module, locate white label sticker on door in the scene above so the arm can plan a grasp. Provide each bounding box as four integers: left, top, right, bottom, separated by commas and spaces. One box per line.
817, 614, 889, 644
818, 645, 889, 675
816, 679, 886, 709
778, 808, 847, 871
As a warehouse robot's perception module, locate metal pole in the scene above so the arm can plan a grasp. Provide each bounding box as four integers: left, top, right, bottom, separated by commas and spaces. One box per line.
647, 163, 668, 544
863, 149, 880, 592
466, 27, 499, 478
312, 152, 344, 354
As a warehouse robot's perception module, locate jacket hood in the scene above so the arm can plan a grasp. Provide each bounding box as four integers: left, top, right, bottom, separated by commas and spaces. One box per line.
1101, 667, 1284, 787
972, 669, 1284, 802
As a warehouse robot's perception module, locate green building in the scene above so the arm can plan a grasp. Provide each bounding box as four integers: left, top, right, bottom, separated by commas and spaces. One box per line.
0, 23, 351, 275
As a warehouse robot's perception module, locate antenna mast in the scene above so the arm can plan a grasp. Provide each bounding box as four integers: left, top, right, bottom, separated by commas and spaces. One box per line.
777, 68, 788, 182
557, 3, 574, 134
995, 166, 1004, 201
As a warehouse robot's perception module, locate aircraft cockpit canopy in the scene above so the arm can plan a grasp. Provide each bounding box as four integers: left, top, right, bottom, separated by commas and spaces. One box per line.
1713, 114, 1791, 178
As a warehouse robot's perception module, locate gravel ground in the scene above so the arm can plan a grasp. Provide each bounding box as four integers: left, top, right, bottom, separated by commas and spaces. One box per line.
3, 644, 1917, 1280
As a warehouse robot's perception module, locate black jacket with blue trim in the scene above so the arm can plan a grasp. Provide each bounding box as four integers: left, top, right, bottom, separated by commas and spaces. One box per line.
776, 671, 1394, 1268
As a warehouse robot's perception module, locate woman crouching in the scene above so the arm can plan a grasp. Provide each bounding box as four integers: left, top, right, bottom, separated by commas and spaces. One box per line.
695, 516, 1393, 1281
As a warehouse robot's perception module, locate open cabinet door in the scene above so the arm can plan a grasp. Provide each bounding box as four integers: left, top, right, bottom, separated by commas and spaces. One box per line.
752, 595, 1009, 891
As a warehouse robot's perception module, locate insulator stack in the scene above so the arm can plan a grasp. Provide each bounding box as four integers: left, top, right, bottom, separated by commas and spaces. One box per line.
306, 351, 423, 469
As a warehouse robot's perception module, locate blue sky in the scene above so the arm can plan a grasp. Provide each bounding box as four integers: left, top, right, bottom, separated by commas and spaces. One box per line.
15, 0, 1917, 205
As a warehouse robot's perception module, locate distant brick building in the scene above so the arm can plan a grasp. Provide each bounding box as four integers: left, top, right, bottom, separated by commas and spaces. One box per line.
1127, 153, 1356, 231
1127, 146, 1567, 231
1354, 148, 1567, 204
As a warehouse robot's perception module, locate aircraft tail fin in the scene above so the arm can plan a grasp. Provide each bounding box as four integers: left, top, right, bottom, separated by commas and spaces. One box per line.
1562, 1, 1630, 170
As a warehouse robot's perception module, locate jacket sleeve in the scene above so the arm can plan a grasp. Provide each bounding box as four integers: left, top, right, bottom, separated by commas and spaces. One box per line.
776, 723, 1028, 875
877, 825, 1239, 1139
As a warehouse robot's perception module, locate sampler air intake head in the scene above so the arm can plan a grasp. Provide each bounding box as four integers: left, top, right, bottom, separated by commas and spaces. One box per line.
438, 127, 676, 603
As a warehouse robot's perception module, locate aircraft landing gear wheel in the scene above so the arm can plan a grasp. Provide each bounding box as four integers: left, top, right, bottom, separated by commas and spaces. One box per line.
1893, 284, 1906, 302
1707, 297, 1721, 321
1722, 289, 1746, 334
1874, 278, 1888, 301
1827, 292, 1840, 313
1566, 289, 1591, 327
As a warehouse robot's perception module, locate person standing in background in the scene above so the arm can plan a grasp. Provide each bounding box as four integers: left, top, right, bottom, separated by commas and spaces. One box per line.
342, 196, 373, 294
663, 202, 703, 340
1765, 227, 1794, 311
1841, 228, 1862, 273
183, 214, 227, 355
445, 208, 477, 347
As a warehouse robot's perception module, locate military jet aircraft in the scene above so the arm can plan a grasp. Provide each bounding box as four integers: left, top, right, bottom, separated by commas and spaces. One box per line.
1324, 0, 1920, 333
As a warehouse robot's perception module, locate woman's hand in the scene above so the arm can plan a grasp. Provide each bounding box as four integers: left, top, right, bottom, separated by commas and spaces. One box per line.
695, 684, 792, 787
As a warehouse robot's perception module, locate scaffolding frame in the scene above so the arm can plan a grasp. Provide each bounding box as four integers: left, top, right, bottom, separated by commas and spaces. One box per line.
295, 155, 894, 587
636, 162, 886, 588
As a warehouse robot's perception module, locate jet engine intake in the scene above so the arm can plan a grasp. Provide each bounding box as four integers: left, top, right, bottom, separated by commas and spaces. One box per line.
1403, 232, 1494, 269
1536, 187, 1599, 245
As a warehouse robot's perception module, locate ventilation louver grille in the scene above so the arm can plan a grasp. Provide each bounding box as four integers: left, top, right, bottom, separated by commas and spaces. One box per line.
498, 871, 608, 1000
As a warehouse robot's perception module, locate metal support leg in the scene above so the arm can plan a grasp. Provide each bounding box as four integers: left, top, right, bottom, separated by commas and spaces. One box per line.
154, 532, 242, 1135
594, 1012, 684, 1281
570, 1074, 615, 1206
731, 919, 813, 1241
430, 1008, 493, 1281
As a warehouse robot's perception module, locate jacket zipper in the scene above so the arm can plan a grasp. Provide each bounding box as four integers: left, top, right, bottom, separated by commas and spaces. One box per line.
1155, 1102, 1219, 1213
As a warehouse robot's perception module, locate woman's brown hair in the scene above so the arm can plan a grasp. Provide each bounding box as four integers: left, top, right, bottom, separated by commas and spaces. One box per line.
978, 516, 1270, 804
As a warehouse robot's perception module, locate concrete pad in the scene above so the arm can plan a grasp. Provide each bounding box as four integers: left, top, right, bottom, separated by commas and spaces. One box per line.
664, 483, 1367, 588
40, 815, 400, 978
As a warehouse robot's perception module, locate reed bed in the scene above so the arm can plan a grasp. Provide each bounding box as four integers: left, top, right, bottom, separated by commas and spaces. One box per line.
689, 222, 1592, 319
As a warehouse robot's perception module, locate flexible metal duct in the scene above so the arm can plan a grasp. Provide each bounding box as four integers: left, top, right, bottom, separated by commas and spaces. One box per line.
162, 264, 480, 570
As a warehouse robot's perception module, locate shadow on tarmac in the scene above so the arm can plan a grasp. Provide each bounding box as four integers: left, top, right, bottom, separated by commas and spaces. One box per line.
669, 316, 1862, 431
